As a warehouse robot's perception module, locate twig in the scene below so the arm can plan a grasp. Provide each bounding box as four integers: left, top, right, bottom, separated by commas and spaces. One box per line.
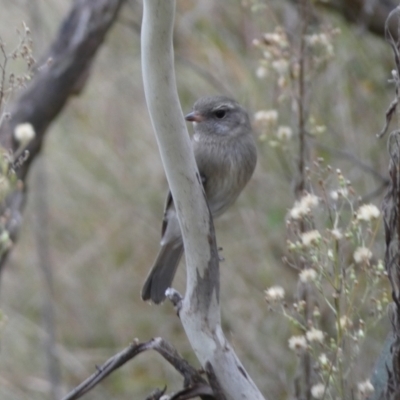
61, 340, 143, 400
295, 0, 309, 199
61, 338, 214, 400
0, 42, 7, 110
315, 142, 389, 184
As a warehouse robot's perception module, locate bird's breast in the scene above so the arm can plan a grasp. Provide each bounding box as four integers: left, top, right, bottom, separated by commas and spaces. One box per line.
193, 134, 256, 217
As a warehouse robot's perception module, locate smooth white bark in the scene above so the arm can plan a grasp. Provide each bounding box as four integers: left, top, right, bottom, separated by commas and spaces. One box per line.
141, 2, 266, 399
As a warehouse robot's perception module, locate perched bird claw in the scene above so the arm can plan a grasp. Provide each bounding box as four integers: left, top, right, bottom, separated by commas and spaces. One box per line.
218, 247, 224, 262
165, 288, 183, 314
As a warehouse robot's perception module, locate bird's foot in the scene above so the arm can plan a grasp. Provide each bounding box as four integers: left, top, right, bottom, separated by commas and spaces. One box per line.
218, 247, 224, 262
165, 288, 183, 315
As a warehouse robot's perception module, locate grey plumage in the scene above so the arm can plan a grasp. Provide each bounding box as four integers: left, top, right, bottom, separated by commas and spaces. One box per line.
141, 95, 257, 304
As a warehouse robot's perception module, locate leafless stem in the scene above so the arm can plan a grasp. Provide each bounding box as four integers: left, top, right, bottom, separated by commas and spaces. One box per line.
0, 41, 8, 111
295, 0, 309, 200
61, 338, 214, 400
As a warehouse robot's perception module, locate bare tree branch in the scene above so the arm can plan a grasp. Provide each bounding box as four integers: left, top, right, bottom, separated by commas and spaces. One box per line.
140, 1, 266, 399
0, 0, 126, 272
61, 338, 215, 400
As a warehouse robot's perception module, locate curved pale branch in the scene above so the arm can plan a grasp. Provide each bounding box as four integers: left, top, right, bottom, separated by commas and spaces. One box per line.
140, 1, 266, 399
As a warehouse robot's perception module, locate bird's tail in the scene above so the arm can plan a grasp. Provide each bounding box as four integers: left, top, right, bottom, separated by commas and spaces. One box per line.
141, 241, 184, 304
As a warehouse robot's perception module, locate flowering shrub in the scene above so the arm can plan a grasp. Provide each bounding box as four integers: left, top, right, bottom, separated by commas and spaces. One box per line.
265, 165, 387, 399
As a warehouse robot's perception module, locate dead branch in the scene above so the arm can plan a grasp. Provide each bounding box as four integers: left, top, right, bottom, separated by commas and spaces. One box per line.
0, 0, 125, 272
61, 337, 215, 400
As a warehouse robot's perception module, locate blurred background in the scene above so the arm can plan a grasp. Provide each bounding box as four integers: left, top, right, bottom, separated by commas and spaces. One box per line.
0, 0, 393, 399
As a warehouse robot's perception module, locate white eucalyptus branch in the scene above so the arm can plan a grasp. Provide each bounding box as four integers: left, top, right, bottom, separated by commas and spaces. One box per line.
141, 1, 266, 399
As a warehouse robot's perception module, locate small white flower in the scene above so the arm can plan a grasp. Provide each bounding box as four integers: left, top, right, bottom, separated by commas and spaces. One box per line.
306, 327, 324, 343
14, 123, 35, 144
306, 34, 320, 46
357, 379, 374, 398
263, 32, 282, 45
263, 50, 272, 60
331, 229, 343, 240
268, 140, 279, 148
299, 268, 317, 283
276, 125, 292, 141
272, 59, 289, 74
353, 247, 372, 264
289, 193, 319, 220
254, 109, 278, 125
277, 75, 287, 88
263, 30, 288, 48
356, 204, 380, 222
307, 33, 328, 47
301, 230, 321, 247
319, 353, 329, 366
265, 286, 285, 302
339, 315, 353, 330
289, 201, 309, 220
330, 190, 338, 201
311, 383, 325, 399
301, 193, 319, 208
313, 125, 326, 135
330, 188, 348, 201
288, 335, 307, 351
306, 33, 334, 56
256, 66, 268, 79
0, 176, 10, 197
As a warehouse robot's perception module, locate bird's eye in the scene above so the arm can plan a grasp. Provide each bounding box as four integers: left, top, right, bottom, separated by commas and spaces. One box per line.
214, 109, 226, 119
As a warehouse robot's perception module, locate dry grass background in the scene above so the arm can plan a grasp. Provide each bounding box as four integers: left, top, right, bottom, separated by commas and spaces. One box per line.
0, 0, 393, 399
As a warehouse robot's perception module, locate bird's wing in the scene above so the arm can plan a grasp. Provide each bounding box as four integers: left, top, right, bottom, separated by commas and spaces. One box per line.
161, 191, 174, 237
161, 173, 207, 238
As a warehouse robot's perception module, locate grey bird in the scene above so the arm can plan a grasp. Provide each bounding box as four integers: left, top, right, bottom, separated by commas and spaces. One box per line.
141, 95, 257, 304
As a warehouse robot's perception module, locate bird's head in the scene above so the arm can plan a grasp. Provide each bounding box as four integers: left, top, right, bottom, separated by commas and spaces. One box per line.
185, 95, 251, 138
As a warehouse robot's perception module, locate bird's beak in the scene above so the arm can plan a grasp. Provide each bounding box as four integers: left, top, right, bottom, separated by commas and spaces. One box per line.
185, 111, 204, 122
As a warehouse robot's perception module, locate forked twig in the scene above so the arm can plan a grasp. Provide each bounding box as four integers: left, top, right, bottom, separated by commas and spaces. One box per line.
61, 338, 215, 400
